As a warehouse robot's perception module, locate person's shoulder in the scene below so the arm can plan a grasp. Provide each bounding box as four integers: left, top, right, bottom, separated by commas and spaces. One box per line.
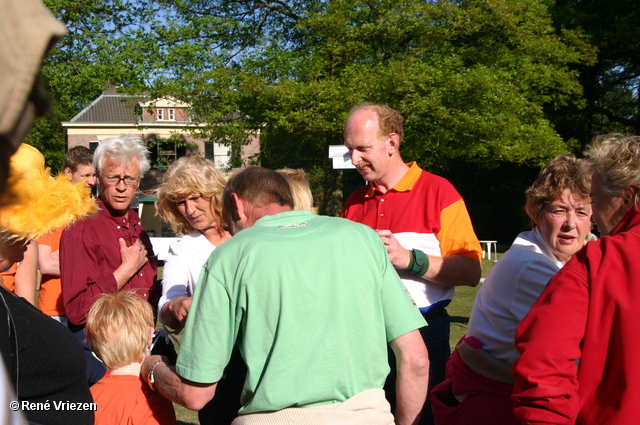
416, 169, 458, 192
322, 215, 380, 241
62, 213, 99, 240
172, 231, 205, 249
504, 231, 558, 266
344, 184, 371, 204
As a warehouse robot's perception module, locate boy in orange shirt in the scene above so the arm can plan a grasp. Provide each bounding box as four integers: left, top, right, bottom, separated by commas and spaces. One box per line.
85, 291, 176, 425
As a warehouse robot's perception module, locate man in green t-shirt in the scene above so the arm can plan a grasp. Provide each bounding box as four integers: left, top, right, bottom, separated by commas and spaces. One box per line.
142, 167, 429, 425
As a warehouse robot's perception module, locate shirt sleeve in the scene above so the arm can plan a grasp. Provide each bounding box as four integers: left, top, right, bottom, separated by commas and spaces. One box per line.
437, 199, 482, 262
60, 224, 119, 326
176, 266, 236, 384
512, 265, 588, 424
158, 240, 190, 314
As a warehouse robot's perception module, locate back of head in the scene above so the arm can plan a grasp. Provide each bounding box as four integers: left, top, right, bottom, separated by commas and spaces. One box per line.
93, 135, 151, 177
223, 166, 294, 214
275, 168, 314, 212
348, 102, 405, 142
525, 154, 591, 226
156, 156, 227, 235
85, 291, 154, 371
585, 134, 640, 203
64, 145, 94, 171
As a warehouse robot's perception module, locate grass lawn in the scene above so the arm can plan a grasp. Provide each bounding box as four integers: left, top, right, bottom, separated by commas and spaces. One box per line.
448, 255, 500, 350
172, 254, 500, 424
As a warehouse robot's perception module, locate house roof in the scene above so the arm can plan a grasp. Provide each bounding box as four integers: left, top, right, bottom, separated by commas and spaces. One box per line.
70, 94, 145, 123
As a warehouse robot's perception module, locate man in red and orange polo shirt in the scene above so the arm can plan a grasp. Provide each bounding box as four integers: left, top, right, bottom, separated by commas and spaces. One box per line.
341, 103, 482, 425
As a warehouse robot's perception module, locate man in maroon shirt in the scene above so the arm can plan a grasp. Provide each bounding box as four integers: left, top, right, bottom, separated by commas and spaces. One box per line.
61, 135, 160, 384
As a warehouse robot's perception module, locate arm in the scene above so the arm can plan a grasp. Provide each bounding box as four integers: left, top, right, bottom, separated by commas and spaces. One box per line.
141, 354, 217, 411
512, 266, 588, 424
37, 243, 60, 276
377, 230, 481, 287
13, 241, 38, 305
158, 241, 194, 331
389, 330, 430, 425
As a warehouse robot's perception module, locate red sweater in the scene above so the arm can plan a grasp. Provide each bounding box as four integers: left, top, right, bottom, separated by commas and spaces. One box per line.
512, 208, 640, 425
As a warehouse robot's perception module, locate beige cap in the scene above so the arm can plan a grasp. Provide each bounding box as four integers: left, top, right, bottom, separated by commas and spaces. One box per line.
0, 0, 66, 149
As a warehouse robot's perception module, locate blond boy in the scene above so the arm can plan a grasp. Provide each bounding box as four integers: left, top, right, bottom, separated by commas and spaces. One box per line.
86, 291, 176, 425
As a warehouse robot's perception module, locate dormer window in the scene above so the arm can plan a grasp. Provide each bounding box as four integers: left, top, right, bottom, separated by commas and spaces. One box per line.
168, 108, 175, 121
157, 108, 164, 120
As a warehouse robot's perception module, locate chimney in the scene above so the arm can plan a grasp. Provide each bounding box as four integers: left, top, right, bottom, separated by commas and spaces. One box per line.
103, 79, 117, 95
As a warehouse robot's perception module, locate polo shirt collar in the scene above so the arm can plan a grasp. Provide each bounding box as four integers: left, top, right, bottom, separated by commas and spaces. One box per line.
365, 161, 422, 197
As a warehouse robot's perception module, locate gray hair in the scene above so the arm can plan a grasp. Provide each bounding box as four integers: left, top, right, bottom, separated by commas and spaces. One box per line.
93, 135, 151, 176
585, 134, 640, 205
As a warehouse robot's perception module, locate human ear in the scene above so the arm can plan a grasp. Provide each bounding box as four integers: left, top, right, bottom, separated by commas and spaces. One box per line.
231, 193, 244, 221
622, 186, 636, 205
387, 133, 401, 156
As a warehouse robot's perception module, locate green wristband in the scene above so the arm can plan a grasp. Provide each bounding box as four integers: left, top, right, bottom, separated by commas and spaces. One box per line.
407, 249, 429, 276
405, 249, 416, 272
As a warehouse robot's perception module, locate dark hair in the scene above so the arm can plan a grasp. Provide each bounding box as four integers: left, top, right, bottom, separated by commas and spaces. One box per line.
223, 167, 294, 216
64, 146, 94, 171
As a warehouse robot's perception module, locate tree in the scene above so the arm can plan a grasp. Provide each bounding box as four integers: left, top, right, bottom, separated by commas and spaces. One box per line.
151, 0, 595, 214
29, 0, 162, 170
548, 0, 640, 148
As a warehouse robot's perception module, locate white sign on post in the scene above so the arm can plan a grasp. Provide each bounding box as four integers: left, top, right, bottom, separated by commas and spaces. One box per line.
328, 145, 355, 169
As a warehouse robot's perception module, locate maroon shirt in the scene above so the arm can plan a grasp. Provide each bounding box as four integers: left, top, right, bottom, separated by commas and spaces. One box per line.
60, 198, 159, 327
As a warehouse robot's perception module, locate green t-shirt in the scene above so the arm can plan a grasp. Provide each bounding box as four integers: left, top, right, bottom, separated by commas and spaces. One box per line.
177, 210, 425, 414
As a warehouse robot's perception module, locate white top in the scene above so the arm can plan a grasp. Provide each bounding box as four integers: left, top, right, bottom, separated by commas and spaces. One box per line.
158, 231, 216, 316
465, 227, 563, 365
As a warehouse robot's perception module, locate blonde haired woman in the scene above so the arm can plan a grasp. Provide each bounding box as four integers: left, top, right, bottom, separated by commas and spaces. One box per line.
155, 156, 229, 331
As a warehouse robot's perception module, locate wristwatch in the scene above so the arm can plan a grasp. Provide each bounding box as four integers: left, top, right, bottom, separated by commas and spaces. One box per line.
148, 360, 165, 391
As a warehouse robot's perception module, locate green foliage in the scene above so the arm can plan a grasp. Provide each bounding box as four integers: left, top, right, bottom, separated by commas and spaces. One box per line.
31, 0, 163, 168
548, 0, 640, 146
145, 0, 595, 215
32, 0, 600, 217
153, 0, 594, 168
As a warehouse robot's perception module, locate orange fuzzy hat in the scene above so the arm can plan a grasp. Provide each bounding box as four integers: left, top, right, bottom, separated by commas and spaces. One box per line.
0, 144, 97, 239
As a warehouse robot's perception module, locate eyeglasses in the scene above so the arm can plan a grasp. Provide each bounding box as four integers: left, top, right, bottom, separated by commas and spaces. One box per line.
103, 176, 139, 187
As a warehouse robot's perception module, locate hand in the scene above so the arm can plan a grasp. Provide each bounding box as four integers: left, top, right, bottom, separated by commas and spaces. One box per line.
114, 238, 148, 289
51, 250, 60, 260
376, 230, 411, 270
167, 296, 192, 329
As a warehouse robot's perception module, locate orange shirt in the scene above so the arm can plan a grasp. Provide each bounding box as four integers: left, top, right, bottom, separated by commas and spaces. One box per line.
91, 372, 176, 425
0, 263, 18, 291
37, 229, 65, 316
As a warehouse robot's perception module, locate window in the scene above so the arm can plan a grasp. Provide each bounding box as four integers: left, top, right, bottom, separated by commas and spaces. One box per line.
204, 141, 232, 168
157, 108, 164, 120
168, 108, 175, 121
